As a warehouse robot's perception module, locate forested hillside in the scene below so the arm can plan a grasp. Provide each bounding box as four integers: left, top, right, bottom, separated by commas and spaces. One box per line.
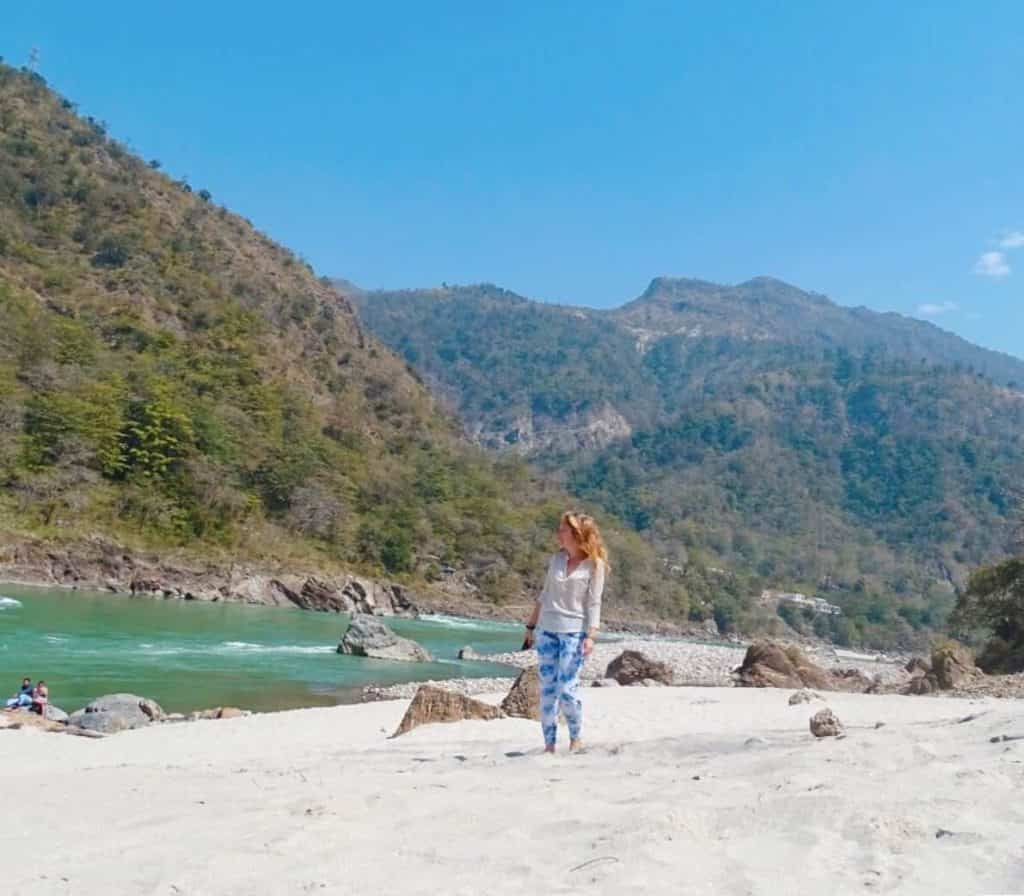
353, 279, 1024, 647
0, 63, 738, 628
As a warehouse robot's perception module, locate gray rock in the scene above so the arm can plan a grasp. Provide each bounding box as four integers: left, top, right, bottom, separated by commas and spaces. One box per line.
810, 708, 843, 738
43, 705, 69, 724
66, 726, 106, 739
591, 678, 620, 688
68, 693, 166, 733
788, 689, 820, 705
338, 614, 432, 663
392, 685, 503, 737
606, 650, 674, 686
500, 667, 540, 720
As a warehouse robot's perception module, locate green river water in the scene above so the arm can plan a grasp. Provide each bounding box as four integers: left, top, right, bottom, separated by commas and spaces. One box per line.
0, 583, 522, 714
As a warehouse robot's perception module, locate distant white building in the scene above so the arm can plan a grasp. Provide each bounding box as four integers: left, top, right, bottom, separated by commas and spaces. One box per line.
759, 589, 841, 616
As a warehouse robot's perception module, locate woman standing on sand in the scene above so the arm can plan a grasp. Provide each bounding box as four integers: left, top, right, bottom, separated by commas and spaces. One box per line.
523, 512, 608, 754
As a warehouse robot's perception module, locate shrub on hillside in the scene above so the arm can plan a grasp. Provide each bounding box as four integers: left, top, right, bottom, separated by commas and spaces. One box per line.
950, 557, 1024, 672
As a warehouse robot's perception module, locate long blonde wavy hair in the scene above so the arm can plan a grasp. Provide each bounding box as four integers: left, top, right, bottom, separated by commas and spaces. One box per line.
561, 511, 610, 568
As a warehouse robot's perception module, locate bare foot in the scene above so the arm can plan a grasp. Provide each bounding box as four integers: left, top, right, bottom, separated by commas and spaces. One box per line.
544, 744, 556, 754
569, 739, 584, 753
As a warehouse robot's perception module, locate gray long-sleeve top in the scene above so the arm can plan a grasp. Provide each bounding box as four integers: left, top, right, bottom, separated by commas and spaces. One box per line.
536, 551, 606, 634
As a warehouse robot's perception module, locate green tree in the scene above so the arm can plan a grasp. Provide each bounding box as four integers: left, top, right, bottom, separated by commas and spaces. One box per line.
950, 557, 1024, 672
120, 384, 195, 480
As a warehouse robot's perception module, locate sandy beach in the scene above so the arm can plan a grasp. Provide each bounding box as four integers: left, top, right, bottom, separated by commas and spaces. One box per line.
3, 686, 1022, 895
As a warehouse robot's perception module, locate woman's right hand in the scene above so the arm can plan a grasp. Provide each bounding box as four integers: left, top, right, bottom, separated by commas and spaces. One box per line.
522, 630, 535, 650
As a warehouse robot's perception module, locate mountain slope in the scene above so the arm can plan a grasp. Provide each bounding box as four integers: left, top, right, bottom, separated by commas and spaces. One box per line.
347, 283, 656, 453
0, 63, 732, 629
617, 276, 1024, 387
0, 65, 499, 571
351, 279, 1024, 646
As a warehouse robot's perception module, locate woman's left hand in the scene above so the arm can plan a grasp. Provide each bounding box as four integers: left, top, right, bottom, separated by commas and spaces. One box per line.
582, 636, 594, 657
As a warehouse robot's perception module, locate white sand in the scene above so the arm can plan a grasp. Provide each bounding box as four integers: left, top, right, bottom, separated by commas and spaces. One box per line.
2, 688, 1023, 895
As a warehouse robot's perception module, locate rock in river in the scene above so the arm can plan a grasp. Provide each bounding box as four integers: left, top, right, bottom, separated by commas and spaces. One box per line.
338, 614, 433, 662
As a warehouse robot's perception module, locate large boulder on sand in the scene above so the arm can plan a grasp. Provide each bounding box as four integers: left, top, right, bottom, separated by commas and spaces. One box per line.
734, 641, 870, 692
338, 614, 432, 662
810, 708, 843, 738
68, 694, 165, 733
605, 650, 674, 686
392, 685, 503, 737
931, 640, 978, 690
500, 667, 541, 720
901, 640, 981, 694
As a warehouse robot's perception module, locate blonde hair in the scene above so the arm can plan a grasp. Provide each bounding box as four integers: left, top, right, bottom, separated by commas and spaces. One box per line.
561, 511, 610, 568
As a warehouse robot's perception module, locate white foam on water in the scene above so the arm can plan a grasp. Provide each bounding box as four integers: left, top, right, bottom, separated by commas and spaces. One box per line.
216, 641, 334, 655
134, 644, 189, 656
418, 613, 519, 631
128, 641, 334, 657
0, 597, 23, 610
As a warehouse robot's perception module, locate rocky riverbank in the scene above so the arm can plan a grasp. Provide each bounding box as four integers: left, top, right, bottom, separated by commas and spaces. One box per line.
362, 636, 912, 701
0, 535, 420, 616
0, 535, 722, 635
0, 692, 252, 737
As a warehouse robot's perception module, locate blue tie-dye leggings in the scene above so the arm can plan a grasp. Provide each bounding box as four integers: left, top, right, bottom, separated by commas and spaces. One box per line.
536, 629, 586, 747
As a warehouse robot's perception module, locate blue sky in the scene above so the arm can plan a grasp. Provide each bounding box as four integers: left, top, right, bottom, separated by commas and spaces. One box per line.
3, 2, 1022, 358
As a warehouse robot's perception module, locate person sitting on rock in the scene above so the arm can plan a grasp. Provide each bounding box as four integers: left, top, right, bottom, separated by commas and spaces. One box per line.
4, 677, 34, 710
29, 680, 48, 715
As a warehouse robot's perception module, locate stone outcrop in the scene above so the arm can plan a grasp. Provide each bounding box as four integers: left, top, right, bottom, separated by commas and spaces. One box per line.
833, 668, 877, 692
932, 641, 979, 690
457, 646, 484, 661
392, 685, 503, 737
263, 576, 417, 616
500, 668, 541, 720
734, 641, 872, 692
810, 708, 843, 738
605, 650, 674, 686
0, 536, 419, 616
900, 640, 981, 695
338, 614, 433, 662
68, 693, 165, 734
473, 402, 632, 456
